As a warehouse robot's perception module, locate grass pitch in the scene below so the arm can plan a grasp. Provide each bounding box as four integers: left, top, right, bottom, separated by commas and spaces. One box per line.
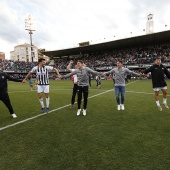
0, 80, 170, 170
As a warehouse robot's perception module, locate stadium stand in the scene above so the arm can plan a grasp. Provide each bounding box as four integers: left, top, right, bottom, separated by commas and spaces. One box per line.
0, 31, 170, 79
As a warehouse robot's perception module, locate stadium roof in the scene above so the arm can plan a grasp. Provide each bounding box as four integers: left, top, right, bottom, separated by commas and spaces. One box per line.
43, 30, 170, 58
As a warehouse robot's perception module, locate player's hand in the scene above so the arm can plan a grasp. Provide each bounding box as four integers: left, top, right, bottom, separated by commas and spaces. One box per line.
22, 79, 27, 83
140, 73, 145, 77
58, 75, 62, 79
70, 60, 73, 64
102, 72, 106, 76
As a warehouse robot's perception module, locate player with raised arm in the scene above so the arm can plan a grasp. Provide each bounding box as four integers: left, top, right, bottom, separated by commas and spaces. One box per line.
104, 60, 141, 111
22, 58, 60, 113
59, 60, 103, 116
142, 56, 170, 111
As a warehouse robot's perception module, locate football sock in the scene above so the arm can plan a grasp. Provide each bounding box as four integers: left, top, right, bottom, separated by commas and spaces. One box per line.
156, 100, 160, 107
39, 98, 45, 108
163, 98, 167, 104
46, 97, 50, 108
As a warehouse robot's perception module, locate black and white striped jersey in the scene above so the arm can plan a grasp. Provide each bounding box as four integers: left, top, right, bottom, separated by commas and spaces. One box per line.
30, 66, 54, 85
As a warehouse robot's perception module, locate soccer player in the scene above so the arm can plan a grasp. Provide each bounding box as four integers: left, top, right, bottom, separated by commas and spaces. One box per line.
0, 68, 22, 118
67, 60, 78, 108
96, 75, 101, 89
22, 58, 60, 113
142, 56, 170, 111
104, 60, 141, 111
59, 60, 103, 116
125, 74, 128, 83
34, 79, 38, 90
89, 74, 92, 88
28, 78, 34, 91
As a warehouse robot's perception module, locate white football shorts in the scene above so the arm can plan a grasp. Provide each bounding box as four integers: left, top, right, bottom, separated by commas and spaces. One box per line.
153, 86, 167, 92
37, 85, 49, 93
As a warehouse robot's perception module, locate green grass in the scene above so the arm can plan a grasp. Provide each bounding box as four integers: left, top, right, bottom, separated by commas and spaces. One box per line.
0, 80, 170, 170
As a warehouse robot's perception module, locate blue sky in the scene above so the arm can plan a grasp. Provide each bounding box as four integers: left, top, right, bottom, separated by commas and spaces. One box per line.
0, 0, 170, 59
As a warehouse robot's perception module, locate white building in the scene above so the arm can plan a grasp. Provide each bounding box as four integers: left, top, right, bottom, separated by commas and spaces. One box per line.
0, 52, 5, 60
10, 43, 38, 62
146, 14, 154, 34
10, 51, 15, 60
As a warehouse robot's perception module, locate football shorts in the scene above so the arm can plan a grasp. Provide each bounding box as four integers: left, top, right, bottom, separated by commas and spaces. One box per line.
37, 85, 49, 93
153, 86, 167, 91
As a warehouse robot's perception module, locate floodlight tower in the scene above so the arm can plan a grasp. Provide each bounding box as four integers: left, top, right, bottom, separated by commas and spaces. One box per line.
25, 15, 36, 62
146, 14, 154, 34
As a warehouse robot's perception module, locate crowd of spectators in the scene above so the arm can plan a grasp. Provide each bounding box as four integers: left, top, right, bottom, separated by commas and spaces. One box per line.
53, 44, 170, 69
0, 60, 38, 73
0, 44, 170, 74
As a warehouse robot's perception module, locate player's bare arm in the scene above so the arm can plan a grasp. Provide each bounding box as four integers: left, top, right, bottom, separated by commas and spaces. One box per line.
67, 60, 74, 72
22, 72, 32, 83
53, 68, 60, 76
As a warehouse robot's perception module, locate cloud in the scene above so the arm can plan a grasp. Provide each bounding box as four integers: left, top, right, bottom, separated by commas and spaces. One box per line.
128, 0, 170, 31
0, 0, 170, 59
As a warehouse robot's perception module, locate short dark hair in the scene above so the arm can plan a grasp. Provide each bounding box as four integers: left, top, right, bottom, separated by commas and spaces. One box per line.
117, 60, 123, 64
77, 60, 84, 64
38, 58, 45, 63
156, 56, 161, 60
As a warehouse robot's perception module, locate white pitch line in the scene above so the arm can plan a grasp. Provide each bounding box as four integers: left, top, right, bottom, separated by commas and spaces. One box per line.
126, 90, 154, 95
0, 89, 112, 131
8, 88, 108, 93
8, 89, 74, 93
8, 80, 140, 94
0, 80, 139, 132
126, 90, 170, 96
